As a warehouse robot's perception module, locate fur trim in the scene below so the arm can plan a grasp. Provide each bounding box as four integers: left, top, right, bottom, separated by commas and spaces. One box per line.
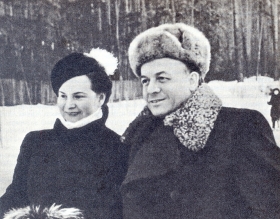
84, 48, 118, 76
122, 84, 222, 152
128, 23, 211, 78
3, 204, 84, 219
164, 84, 222, 151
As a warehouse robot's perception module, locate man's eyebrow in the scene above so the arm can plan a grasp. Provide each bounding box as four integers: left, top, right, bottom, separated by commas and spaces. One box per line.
140, 71, 167, 78
155, 71, 167, 76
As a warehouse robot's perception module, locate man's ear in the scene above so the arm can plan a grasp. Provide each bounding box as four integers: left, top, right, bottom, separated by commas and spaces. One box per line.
189, 71, 200, 91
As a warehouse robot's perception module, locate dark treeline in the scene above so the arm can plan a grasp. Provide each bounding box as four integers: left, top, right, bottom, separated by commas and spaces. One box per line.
0, 0, 279, 105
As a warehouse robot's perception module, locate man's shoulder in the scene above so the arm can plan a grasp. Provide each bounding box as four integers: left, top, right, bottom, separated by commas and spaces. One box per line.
218, 107, 273, 136
215, 107, 270, 132
218, 107, 265, 121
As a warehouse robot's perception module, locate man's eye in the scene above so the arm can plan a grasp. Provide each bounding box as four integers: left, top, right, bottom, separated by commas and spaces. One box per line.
158, 76, 169, 82
141, 78, 149, 85
60, 94, 66, 99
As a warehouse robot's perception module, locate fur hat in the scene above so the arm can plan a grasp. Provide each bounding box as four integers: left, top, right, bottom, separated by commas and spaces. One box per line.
3, 204, 84, 219
128, 23, 211, 78
51, 48, 117, 96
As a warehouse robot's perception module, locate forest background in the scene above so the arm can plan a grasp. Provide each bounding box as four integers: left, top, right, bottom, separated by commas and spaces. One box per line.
0, 0, 279, 105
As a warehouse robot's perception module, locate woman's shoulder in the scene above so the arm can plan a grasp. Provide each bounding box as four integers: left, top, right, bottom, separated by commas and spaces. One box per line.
101, 126, 121, 141
23, 128, 56, 142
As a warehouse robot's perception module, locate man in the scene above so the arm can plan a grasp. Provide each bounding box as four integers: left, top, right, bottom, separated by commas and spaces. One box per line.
121, 23, 280, 219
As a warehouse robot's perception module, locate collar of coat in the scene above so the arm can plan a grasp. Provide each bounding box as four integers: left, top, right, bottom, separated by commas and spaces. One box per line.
123, 83, 222, 152
164, 83, 222, 151
53, 105, 109, 140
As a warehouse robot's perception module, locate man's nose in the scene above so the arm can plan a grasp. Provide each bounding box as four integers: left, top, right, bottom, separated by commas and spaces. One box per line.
147, 80, 161, 94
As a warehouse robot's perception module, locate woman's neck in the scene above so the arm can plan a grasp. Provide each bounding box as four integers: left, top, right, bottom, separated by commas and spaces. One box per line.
58, 108, 103, 129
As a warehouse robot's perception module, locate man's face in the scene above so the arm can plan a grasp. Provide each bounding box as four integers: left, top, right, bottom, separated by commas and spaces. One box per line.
140, 58, 199, 117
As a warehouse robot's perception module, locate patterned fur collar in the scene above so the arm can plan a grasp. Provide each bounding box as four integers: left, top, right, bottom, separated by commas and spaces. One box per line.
164, 83, 222, 151
123, 84, 222, 152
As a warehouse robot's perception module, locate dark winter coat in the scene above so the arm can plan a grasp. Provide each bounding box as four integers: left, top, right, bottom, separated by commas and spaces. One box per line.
0, 109, 128, 219
268, 88, 280, 120
121, 107, 280, 219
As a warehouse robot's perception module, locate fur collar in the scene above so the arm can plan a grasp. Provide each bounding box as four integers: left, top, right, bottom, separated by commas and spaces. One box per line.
122, 84, 222, 152
164, 83, 222, 151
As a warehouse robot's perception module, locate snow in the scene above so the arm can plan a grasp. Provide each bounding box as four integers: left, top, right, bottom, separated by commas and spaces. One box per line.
0, 76, 279, 196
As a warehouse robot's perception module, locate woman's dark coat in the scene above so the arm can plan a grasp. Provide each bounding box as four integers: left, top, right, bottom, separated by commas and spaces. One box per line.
0, 110, 128, 219
121, 107, 280, 219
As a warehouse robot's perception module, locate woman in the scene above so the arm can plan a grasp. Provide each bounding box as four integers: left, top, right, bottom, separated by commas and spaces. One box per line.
0, 49, 128, 219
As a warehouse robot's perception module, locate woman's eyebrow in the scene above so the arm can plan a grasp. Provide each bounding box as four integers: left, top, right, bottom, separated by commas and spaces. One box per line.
73, 92, 87, 95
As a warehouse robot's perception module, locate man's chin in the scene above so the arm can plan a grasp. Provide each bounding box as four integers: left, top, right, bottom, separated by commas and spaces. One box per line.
149, 107, 169, 117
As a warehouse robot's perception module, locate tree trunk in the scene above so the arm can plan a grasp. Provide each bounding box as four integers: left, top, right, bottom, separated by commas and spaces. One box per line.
271, 0, 279, 79
170, 0, 176, 23
190, 0, 194, 25
243, 0, 252, 77
141, 0, 147, 30
256, 15, 263, 78
233, 0, 243, 81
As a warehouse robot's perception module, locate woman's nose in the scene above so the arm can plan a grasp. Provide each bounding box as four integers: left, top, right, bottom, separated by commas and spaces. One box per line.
147, 80, 161, 94
65, 98, 76, 109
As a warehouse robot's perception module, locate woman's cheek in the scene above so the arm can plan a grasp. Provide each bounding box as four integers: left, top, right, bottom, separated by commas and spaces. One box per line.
57, 98, 65, 111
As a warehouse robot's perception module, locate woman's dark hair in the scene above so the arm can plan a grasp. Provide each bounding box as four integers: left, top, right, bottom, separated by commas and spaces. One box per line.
86, 70, 112, 105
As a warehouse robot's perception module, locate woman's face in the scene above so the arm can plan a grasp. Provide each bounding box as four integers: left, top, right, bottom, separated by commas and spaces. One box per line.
57, 75, 105, 123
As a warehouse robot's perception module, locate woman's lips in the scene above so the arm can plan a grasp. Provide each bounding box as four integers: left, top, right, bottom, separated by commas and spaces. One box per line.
66, 112, 80, 116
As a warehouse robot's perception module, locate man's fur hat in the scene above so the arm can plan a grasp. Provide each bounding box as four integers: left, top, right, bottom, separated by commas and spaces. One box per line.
128, 23, 211, 78
3, 204, 84, 219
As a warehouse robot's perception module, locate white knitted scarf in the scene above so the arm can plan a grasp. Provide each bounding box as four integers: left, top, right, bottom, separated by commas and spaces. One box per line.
58, 107, 103, 129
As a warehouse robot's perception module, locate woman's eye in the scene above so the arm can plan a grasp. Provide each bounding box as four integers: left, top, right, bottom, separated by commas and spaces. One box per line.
141, 78, 149, 85
60, 94, 66, 99
74, 95, 85, 99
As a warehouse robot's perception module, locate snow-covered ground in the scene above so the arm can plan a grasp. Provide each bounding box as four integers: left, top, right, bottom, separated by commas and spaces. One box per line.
0, 76, 279, 196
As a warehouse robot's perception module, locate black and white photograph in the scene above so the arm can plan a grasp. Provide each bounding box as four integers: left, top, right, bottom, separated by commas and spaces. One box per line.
0, 1, 280, 218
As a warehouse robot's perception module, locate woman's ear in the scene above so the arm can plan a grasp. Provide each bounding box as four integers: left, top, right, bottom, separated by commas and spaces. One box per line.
189, 71, 200, 91
98, 93, 106, 106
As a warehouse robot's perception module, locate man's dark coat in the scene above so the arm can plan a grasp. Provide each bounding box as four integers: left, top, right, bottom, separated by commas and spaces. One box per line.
121, 107, 280, 219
